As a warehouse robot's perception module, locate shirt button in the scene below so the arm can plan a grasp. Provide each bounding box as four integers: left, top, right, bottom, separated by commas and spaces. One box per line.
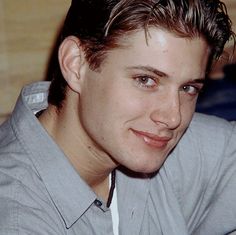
94, 199, 102, 207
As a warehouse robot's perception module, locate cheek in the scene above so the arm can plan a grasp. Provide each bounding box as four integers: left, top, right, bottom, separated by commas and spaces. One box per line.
101, 83, 149, 121
117, 97, 146, 116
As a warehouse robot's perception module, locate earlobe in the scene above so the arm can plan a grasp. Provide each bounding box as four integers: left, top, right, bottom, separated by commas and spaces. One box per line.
58, 36, 85, 93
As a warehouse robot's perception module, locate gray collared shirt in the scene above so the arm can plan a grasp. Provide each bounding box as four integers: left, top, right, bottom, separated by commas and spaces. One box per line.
0, 81, 236, 235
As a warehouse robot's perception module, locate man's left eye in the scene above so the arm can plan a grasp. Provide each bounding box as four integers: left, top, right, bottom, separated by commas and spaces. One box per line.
182, 85, 200, 95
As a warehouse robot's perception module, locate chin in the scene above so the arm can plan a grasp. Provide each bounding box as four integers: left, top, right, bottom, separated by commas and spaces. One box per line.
126, 158, 165, 174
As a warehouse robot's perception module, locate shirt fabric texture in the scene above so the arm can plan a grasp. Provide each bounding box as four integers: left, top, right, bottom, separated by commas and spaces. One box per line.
0, 81, 236, 235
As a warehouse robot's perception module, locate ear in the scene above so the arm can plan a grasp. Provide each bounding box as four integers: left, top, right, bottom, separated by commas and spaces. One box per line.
58, 36, 86, 93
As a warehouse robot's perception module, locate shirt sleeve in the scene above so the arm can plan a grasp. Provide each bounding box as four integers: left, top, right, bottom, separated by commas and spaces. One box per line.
164, 113, 236, 234
193, 121, 236, 235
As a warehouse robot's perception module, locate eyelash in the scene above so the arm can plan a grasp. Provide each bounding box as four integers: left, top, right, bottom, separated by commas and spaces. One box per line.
133, 74, 203, 95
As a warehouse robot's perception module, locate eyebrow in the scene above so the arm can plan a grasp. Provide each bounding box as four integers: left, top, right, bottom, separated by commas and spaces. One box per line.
126, 65, 206, 84
126, 65, 167, 77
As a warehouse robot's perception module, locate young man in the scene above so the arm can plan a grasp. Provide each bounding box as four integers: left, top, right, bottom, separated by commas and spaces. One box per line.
0, 0, 235, 234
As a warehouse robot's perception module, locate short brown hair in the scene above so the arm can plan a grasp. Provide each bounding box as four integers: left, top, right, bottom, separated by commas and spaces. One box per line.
47, 0, 235, 108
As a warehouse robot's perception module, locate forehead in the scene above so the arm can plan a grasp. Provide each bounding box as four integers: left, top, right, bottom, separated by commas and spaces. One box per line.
103, 28, 210, 79
116, 27, 208, 51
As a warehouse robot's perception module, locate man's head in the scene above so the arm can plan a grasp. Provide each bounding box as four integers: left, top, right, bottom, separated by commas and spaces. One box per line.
48, 0, 234, 107
44, 0, 234, 173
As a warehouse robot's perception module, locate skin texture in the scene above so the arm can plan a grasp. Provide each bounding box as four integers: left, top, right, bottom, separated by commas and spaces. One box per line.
39, 28, 210, 199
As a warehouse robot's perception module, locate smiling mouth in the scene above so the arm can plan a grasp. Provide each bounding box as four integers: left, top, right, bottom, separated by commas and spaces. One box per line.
131, 129, 172, 148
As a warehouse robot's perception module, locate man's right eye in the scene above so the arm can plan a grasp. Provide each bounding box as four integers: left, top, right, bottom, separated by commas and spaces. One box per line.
134, 75, 157, 89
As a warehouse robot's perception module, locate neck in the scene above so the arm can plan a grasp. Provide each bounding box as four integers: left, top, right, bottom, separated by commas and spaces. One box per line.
38, 101, 118, 201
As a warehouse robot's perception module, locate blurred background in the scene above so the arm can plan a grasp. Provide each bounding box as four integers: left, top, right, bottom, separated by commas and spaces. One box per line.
0, 0, 236, 124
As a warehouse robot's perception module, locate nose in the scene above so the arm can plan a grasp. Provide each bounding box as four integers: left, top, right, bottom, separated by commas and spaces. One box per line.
150, 93, 181, 129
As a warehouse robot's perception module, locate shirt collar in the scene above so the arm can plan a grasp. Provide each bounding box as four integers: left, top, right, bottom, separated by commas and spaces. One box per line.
11, 81, 97, 228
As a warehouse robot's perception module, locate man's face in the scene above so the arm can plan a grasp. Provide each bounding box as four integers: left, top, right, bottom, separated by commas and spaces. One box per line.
78, 28, 209, 173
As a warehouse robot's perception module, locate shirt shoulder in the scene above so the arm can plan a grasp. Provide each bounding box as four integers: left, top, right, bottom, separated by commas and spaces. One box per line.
0, 120, 64, 235
162, 113, 236, 233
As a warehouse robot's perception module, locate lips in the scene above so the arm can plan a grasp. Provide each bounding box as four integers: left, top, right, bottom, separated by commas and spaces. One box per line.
131, 129, 172, 148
